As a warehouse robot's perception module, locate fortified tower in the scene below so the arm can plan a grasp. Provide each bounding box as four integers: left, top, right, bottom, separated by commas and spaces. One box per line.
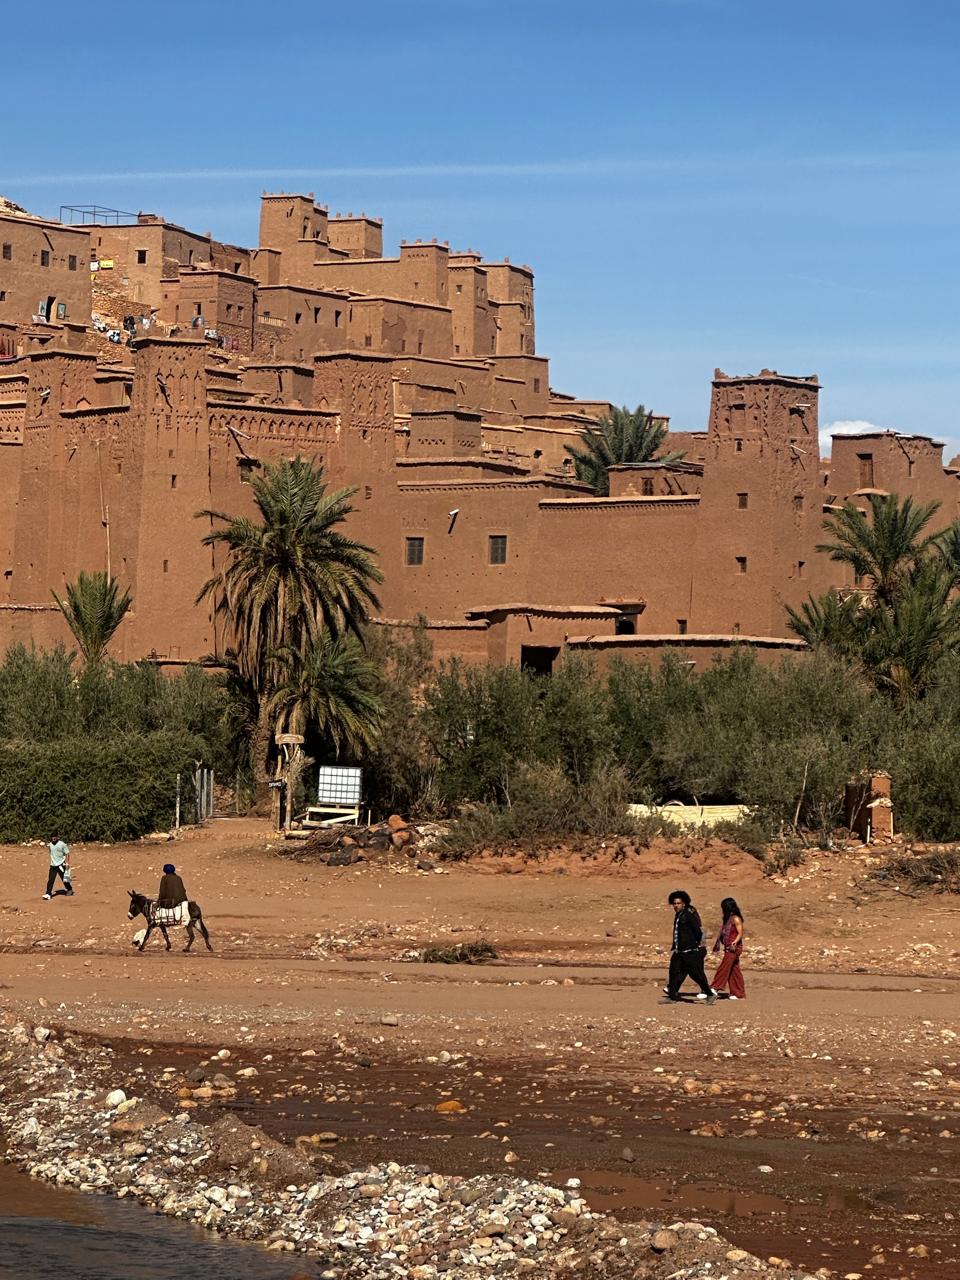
687, 370, 822, 636
125, 338, 215, 661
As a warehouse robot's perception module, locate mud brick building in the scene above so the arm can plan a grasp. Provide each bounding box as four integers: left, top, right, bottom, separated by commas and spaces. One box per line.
2, 191, 959, 670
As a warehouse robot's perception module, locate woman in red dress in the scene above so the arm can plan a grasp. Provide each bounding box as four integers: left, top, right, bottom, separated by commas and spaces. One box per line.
712, 897, 745, 999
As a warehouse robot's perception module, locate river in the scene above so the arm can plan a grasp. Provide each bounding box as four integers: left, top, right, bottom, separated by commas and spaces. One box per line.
0, 1162, 310, 1280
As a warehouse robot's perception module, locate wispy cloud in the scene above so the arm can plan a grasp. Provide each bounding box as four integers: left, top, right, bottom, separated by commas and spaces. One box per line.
4, 147, 959, 188
820, 418, 885, 452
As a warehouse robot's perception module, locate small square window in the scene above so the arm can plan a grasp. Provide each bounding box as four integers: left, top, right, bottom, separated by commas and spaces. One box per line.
533, 378, 540, 393
794, 494, 803, 510
237, 305, 244, 320
225, 303, 233, 317
294, 311, 302, 325
0, 291, 5, 302
405, 536, 424, 566
677, 619, 688, 635
735, 438, 743, 452
798, 560, 805, 578
1, 243, 11, 260
335, 309, 342, 327
136, 249, 148, 264
641, 478, 654, 496
737, 492, 748, 509
171, 475, 177, 489
162, 559, 169, 573
68, 255, 77, 271
489, 534, 508, 565
40, 250, 50, 267
736, 556, 748, 574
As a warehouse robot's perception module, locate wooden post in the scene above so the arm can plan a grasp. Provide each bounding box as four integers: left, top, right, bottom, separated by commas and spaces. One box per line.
175, 773, 181, 832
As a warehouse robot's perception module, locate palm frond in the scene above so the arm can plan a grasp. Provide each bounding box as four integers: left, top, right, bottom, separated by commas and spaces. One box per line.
564, 405, 683, 495
52, 571, 132, 666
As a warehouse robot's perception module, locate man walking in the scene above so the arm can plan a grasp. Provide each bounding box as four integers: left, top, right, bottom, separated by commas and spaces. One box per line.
664, 889, 716, 1003
43, 837, 73, 900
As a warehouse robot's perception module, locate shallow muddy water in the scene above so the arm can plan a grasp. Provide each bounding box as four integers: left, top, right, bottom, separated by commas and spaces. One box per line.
0, 1162, 307, 1280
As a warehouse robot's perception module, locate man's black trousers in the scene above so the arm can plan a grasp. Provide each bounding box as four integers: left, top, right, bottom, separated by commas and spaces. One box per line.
667, 948, 712, 998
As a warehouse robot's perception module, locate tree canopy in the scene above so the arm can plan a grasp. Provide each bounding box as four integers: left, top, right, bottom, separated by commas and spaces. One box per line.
564, 405, 684, 496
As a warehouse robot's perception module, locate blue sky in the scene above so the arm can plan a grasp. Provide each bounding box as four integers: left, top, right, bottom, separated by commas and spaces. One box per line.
5, 0, 959, 452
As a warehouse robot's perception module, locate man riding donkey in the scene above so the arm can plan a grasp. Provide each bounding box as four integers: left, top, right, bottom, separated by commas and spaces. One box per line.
128, 863, 212, 952
157, 863, 189, 924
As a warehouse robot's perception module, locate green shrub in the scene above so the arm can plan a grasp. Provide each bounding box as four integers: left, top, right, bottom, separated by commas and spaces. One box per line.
711, 816, 771, 860
0, 732, 203, 842
442, 761, 640, 855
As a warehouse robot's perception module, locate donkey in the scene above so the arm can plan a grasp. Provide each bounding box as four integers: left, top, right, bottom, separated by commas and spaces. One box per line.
127, 891, 213, 953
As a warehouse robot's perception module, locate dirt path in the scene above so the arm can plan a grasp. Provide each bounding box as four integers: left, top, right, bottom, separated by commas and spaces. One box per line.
2, 819, 958, 1278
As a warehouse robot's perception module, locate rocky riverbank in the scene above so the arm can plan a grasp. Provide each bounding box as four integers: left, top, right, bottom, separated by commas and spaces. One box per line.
0, 1016, 826, 1279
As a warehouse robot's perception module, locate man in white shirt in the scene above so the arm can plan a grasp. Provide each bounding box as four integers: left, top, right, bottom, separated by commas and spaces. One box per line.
43, 838, 73, 900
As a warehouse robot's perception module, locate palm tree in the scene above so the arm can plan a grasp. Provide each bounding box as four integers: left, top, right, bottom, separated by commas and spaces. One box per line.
52, 570, 132, 666
564, 405, 684, 496
817, 493, 941, 605
789, 495, 960, 701
197, 458, 383, 779
269, 632, 383, 758
864, 561, 960, 701
934, 519, 960, 586
785, 590, 869, 661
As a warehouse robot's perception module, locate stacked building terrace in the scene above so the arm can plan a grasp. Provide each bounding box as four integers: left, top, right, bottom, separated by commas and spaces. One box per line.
2, 191, 959, 670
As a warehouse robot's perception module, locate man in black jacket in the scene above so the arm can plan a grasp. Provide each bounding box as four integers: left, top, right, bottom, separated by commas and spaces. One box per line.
664, 889, 716, 1003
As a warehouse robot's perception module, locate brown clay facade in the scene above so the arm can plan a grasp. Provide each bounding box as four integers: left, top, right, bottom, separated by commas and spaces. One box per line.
2, 194, 958, 671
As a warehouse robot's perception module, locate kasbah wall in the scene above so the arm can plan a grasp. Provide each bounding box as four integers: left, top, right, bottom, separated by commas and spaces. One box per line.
2, 190, 959, 672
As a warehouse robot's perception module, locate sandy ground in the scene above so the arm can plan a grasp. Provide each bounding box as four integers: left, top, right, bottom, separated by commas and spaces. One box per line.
1, 819, 958, 1279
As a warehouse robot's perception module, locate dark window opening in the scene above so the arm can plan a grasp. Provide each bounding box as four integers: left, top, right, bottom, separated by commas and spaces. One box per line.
40, 250, 50, 267
736, 556, 748, 574
798, 560, 805, 578
737, 492, 748, 509
677, 619, 688, 635
520, 645, 559, 677
237, 305, 244, 320
68, 255, 77, 271
364, 334, 372, 348
615, 615, 636, 636
313, 306, 321, 323
335, 309, 342, 328
170, 475, 177, 489
1, 243, 11, 261
294, 311, 302, 325
136, 249, 148, 264
641, 478, 654, 496
794, 494, 804, 510
858, 452, 875, 488
405, 536, 424, 566
735, 438, 743, 452
489, 534, 508, 565
162, 560, 169, 573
